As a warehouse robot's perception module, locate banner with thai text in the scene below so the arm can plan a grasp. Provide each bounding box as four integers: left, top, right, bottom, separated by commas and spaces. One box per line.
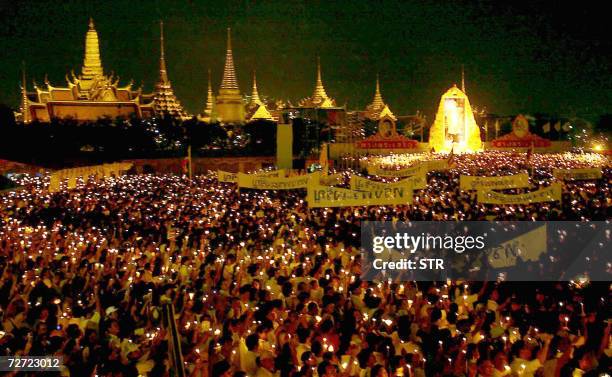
307, 183, 413, 207
218, 169, 286, 183
350, 174, 426, 191
367, 160, 448, 177
552, 168, 602, 180
238, 173, 312, 190
460, 173, 530, 191
217, 171, 238, 183
477, 183, 562, 204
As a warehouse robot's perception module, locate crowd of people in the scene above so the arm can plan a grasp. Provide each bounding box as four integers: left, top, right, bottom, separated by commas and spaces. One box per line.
0, 151, 610, 377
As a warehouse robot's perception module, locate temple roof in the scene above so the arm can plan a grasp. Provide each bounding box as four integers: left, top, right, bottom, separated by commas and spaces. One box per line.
364, 76, 396, 121
246, 103, 273, 121
378, 104, 397, 121
298, 58, 336, 108
152, 21, 190, 120
246, 71, 273, 121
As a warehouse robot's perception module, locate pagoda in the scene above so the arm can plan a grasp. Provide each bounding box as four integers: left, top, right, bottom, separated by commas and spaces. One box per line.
245, 71, 273, 122
198, 69, 217, 123
298, 58, 336, 108
152, 21, 190, 120
215, 28, 245, 123
364, 75, 396, 121
21, 18, 154, 122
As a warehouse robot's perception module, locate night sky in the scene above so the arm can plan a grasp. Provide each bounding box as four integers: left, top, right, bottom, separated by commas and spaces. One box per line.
0, 1, 609, 121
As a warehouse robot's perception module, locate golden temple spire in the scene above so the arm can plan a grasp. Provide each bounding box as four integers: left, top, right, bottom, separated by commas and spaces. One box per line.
153, 21, 189, 120
203, 69, 215, 117
81, 17, 103, 80
312, 56, 329, 102
250, 70, 262, 105
20, 61, 31, 124
364, 74, 388, 120
220, 27, 239, 90
370, 74, 385, 109
159, 21, 169, 84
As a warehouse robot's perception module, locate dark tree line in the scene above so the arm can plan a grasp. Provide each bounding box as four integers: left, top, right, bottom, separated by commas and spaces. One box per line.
0, 110, 277, 168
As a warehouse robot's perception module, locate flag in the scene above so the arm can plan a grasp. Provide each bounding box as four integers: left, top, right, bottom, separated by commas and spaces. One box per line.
542, 122, 550, 133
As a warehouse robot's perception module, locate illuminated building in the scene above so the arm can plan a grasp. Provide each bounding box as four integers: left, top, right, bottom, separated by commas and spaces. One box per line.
152, 21, 190, 120
214, 28, 245, 123
245, 72, 274, 122
429, 84, 482, 152
298, 58, 337, 108
21, 18, 155, 122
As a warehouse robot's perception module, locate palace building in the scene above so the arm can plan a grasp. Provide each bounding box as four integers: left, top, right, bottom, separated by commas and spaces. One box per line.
20, 19, 156, 123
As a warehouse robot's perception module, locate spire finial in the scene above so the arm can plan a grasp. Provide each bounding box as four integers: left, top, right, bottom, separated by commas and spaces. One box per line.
227, 27, 232, 50
160, 21, 165, 59
461, 64, 466, 94
158, 20, 168, 84
375, 73, 381, 95
20, 61, 31, 124
89, 17, 95, 29
21, 61, 26, 89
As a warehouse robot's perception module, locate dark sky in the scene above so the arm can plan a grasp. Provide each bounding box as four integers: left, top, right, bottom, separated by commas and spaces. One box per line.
0, 0, 609, 121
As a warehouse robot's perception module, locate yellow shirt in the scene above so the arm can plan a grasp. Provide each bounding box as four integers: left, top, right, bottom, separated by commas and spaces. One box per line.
510, 358, 542, 377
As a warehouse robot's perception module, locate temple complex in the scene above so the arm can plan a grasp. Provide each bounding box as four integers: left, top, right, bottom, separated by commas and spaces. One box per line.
214, 28, 245, 123
20, 18, 155, 122
298, 58, 337, 108
151, 21, 190, 120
